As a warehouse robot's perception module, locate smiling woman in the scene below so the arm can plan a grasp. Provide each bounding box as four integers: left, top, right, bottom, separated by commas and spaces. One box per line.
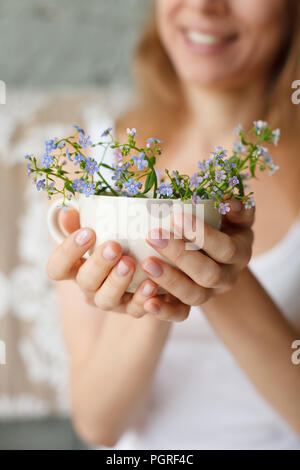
116, 0, 300, 138
45, 0, 300, 450
156, 0, 289, 86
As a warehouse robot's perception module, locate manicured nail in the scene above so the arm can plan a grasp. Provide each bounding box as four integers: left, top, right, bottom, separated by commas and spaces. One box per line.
142, 259, 163, 277
146, 302, 160, 314
230, 199, 242, 213
116, 260, 130, 276
102, 244, 118, 261
142, 282, 156, 297
74, 229, 92, 246
147, 229, 169, 249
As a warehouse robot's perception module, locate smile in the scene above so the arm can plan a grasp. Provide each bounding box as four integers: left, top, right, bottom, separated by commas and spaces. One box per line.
186, 30, 229, 45
182, 29, 238, 54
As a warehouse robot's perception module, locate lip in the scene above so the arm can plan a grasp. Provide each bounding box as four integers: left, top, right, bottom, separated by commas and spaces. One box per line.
180, 27, 238, 55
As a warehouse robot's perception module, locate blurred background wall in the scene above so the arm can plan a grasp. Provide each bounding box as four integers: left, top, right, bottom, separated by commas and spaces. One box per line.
0, 0, 150, 450
0, 0, 149, 89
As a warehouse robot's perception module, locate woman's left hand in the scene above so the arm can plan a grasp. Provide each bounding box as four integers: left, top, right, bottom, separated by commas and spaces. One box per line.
141, 199, 255, 313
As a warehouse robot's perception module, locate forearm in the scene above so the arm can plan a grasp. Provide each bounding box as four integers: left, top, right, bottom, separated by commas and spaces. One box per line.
71, 312, 172, 446
202, 267, 300, 435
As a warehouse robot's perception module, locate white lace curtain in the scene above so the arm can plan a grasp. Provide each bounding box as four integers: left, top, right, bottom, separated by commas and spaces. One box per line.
0, 88, 127, 418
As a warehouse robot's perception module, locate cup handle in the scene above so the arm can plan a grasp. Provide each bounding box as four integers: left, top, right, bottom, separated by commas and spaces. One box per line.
47, 197, 80, 245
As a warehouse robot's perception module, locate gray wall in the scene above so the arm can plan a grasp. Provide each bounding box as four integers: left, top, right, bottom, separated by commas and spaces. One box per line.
0, 0, 150, 89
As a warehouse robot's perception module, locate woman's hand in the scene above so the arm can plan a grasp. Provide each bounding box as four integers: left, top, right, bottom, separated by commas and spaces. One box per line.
46, 208, 190, 322
142, 199, 255, 307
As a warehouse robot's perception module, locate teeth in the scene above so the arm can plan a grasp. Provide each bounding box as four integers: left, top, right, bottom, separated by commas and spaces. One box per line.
186, 30, 224, 45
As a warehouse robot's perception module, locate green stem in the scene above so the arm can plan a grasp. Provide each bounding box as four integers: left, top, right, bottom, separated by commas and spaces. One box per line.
96, 171, 119, 196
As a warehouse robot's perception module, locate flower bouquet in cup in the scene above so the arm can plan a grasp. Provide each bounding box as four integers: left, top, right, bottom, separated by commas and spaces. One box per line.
25, 120, 280, 292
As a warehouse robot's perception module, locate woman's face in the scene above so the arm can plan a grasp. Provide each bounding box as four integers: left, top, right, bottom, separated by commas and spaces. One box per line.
156, 0, 289, 90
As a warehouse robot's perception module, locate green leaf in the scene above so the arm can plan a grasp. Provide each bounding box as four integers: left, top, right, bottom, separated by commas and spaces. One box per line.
250, 159, 256, 177
237, 176, 245, 197
99, 163, 114, 170
65, 180, 75, 195
148, 156, 156, 166
143, 171, 156, 194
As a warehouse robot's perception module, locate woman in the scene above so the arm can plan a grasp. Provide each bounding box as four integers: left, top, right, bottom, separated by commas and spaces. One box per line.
46, 0, 300, 449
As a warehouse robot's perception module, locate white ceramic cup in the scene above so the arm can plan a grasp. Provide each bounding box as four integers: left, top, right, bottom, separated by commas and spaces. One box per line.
47, 194, 221, 293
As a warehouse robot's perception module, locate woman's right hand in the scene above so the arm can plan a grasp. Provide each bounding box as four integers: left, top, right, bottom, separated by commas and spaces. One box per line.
46, 208, 190, 322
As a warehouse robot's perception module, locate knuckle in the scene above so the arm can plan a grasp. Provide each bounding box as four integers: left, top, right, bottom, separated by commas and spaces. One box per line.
224, 265, 239, 287
204, 264, 223, 287
175, 309, 190, 323
126, 300, 145, 318
190, 288, 207, 306
222, 237, 238, 263
75, 269, 95, 292
94, 293, 113, 311
164, 272, 179, 292
46, 259, 62, 281
75, 269, 85, 286
172, 242, 186, 264
95, 300, 112, 312
129, 310, 145, 319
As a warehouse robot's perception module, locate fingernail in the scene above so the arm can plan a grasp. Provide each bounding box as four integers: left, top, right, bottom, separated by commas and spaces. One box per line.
146, 302, 160, 314
143, 259, 163, 277
74, 229, 92, 246
147, 229, 169, 249
142, 282, 156, 297
116, 260, 130, 276
102, 244, 118, 261
231, 199, 242, 213
173, 213, 194, 232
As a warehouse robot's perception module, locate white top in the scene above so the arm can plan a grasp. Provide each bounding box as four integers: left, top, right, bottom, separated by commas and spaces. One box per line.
88, 117, 300, 450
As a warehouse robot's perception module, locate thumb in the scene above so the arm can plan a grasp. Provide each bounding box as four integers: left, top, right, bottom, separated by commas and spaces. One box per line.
58, 208, 80, 234
224, 198, 255, 229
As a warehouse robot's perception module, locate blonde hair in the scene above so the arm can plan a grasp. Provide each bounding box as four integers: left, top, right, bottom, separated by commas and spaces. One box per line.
116, 0, 300, 143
